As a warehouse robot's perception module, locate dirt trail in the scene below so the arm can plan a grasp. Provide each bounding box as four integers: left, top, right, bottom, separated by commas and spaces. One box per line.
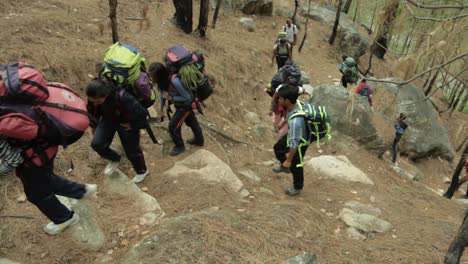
0, 0, 467, 263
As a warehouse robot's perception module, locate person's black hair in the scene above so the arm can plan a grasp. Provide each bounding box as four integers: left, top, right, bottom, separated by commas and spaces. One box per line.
277, 85, 299, 104
399, 113, 406, 120
342, 55, 348, 61
86, 79, 114, 99
362, 78, 367, 82
148, 62, 170, 91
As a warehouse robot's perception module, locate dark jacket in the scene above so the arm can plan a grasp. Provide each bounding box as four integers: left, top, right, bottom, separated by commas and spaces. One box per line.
87, 88, 148, 129
394, 120, 408, 135
169, 76, 193, 108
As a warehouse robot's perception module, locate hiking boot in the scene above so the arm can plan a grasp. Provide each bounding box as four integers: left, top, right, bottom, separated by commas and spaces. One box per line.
285, 187, 302, 196
104, 160, 120, 175
83, 184, 97, 198
169, 146, 186, 156
132, 171, 149, 184
272, 165, 290, 173
44, 213, 80, 235
186, 138, 204, 146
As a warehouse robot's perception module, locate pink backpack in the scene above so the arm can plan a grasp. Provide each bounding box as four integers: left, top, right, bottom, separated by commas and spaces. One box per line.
0, 62, 91, 147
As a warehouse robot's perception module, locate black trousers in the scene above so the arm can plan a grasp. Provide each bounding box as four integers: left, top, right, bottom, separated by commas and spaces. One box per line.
273, 134, 309, 190
91, 118, 147, 174
276, 56, 288, 70
341, 75, 348, 88
169, 107, 204, 148
16, 164, 85, 224
392, 133, 402, 163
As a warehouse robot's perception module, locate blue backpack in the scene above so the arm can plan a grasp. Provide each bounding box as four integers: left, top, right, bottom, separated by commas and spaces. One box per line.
359, 85, 371, 97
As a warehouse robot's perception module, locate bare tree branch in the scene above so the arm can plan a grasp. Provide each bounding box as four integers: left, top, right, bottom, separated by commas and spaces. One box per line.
407, 0, 468, 10
405, 1, 468, 22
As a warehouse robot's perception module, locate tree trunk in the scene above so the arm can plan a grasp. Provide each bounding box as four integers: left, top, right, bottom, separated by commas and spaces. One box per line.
298, 0, 312, 53
450, 86, 466, 116
198, 0, 209, 37
402, 19, 416, 55
174, 0, 193, 33
329, 0, 343, 45
424, 70, 439, 96
445, 209, 468, 264
371, 0, 399, 59
369, 3, 378, 34
292, 0, 299, 25
211, 0, 222, 28
343, 0, 352, 14
443, 144, 468, 198
449, 82, 462, 108
108, 0, 119, 43
352, 0, 359, 23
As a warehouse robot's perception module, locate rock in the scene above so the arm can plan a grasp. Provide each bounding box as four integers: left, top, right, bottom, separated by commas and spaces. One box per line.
301, 6, 369, 59
244, 111, 261, 124
378, 78, 454, 161
239, 17, 256, 32
69, 197, 107, 250
444, 177, 451, 184
346, 227, 366, 240
164, 149, 250, 198
339, 208, 392, 233
254, 125, 273, 138
0, 259, 21, 264
284, 253, 318, 264
241, 0, 273, 15
309, 85, 386, 155
301, 71, 311, 84
259, 187, 274, 196
209, 0, 236, 14
344, 201, 381, 216
238, 170, 261, 182
307, 155, 374, 185
302, 84, 314, 96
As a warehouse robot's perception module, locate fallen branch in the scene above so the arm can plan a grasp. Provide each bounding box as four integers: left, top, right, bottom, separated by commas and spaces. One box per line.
125, 17, 146, 21
205, 131, 231, 164
198, 115, 248, 145
1, 215, 36, 220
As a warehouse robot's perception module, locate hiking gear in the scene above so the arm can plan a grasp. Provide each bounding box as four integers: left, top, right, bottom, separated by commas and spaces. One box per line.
276, 31, 288, 43
186, 137, 204, 146
165, 45, 213, 102
104, 160, 120, 175
0, 139, 24, 176
102, 42, 156, 108
169, 145, 186, 156
340, 57, 358, 84
280, 64, 302, 86
83, 184, 97, 198
0, 63, 91, 148
44, 213, 80, 235
275, 43, 290, 58
286, 186, 302, 196
274, 135, 308, 188
272, 165, 290, 173
132, 170, 149, 183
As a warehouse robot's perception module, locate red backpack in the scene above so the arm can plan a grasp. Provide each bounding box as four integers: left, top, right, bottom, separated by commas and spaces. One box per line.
0, 62, 91, 148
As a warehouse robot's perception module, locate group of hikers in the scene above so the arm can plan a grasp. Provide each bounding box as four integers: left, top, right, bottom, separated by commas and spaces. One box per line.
0, 18, 410, 237
0, 43, 212, 235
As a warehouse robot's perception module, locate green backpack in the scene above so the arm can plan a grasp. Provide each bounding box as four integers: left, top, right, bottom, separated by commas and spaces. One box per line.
342, 57, 358, 84
102, 42, 147, 88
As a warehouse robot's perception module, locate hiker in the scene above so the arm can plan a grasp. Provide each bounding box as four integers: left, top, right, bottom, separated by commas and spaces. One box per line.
267, 62, 303, 137
355, 79, 374, 106
149, 62, 173, 123
272, 86, 309, 196
149, 62, 204, 156
272, 35, 292, 70
282, 19, 298, 45
0, 62, 96, 235
392, 113, 408, 164
339, 55, 359, 88
86, 79, 150, 183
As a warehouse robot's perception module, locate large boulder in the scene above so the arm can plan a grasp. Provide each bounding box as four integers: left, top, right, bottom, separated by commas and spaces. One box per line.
377, 78, 454, 161
164, 149, 250, 197
306, 155, 374, 185
241, 0, 273, 15
239, 17, 256, 32
339, 208, 392, 233
309, 85, 386, 154
301, 6, 369, 59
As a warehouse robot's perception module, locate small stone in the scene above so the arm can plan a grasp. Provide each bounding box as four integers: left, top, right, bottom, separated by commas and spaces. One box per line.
237, 209, 246, 212
141, 230, 149, 235
392, 235, 397, 238
328, 75, 332, 79
118, 231, 124, 237
40, 251, 49, 258
141, 187, 149, 192
262, 160, 275, 166
120, 239, 129, 247
17, 193, 26, 203
87, 74, 95, 79
326, 198, 332, 202
320, 208, 326, 213
333, 227, 341, 235
107, 249, 114, 255
249, 195, 255, 199
444, 177, 451, 184
318, 149, 323, 154
370, 196, 376, 203
132, 225, 140, 230
351, 190, 358, 194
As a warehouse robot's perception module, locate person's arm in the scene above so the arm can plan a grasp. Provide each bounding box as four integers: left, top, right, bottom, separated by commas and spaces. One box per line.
120, 91, 149, 129
338, 63, 344, 73
283, 116, 303, 168
272, 45, 277, 65
171, 77, 193, 106
288, 44, 292, 60
293, 25, 298, 44
0, 139, 24, 176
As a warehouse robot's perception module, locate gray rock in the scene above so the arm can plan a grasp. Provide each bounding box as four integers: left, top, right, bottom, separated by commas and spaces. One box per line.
344, 201, 381, 216
340, 208, 392, 233
301, 71, 311, 84
70, 198, 106, 250
238, 169, 261, 182
245, 111, 261, 124
0, 259, 21, 264
379, 78, 454, 161
284, 253, 318, 264
346, 227, 366, 240
300, 6, 369, 59
259, 187, 274, 196
241, 0, 273, 15
307, 155, 374, 185
209, 0, 238, 14
302, 84, 314, 96
164, 149, 250, 198
239, 17, 256, 31
309, 85, 386, 155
